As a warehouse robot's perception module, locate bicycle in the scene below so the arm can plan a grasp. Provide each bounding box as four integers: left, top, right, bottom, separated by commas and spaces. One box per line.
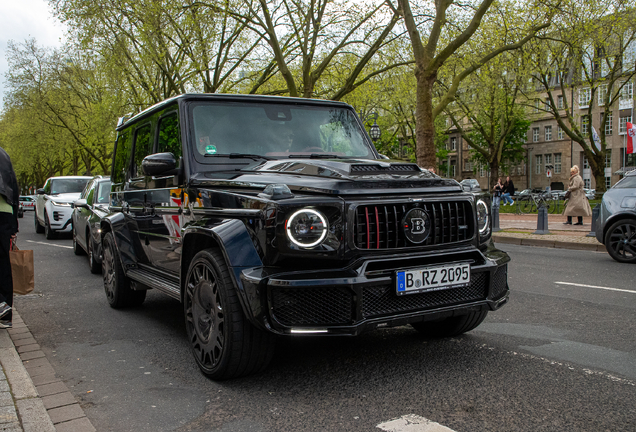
517, 191, 558, 214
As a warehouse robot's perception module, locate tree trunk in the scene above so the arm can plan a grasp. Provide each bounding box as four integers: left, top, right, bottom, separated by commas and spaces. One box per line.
415, 71, 437, 169
489, 159, 500, 191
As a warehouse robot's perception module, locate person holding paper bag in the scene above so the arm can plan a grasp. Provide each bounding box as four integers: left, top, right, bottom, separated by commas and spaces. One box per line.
0, 147, 19, 328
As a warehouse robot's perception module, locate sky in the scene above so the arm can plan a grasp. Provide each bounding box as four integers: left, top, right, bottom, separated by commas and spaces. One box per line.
0, 0, 66, 107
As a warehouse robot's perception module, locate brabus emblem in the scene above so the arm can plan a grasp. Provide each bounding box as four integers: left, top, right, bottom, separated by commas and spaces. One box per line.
402, 208, 430, 244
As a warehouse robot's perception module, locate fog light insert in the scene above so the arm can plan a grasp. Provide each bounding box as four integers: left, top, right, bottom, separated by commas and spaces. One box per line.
286, 209, 328, 248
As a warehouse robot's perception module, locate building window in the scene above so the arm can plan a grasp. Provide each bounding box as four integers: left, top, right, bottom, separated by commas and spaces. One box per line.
558, 126, 564, 140
545, 125, 552, 141
536, 155, 542, 174
533, 99, 540, 113
545, 154, 552, 174
604, 112, 613, 136
605, 149, 612, 168
480, 164, 487, 177
557, 95, 564, 109
450, 160, 456, 177
581, 115, 589, 135
533, 127, 540, 142
606, 176, 612, 189
620, 81, 634, 109
624, 32, 636, 72
450, 137, 457, 151
583, 157, 590, 169
598, 84, 608, 106
579, 87, 591, 108
554, 153, 562, 174
619, 116, 633, 134
584, 178, 591, 188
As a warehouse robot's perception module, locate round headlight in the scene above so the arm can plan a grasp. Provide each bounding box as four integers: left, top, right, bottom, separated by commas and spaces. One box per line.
476, 199, 490, 235
286, 209, 328, 248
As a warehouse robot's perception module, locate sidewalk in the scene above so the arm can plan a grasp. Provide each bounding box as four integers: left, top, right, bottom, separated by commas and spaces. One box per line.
0, 310, 95, 432
493, 212, 606, 252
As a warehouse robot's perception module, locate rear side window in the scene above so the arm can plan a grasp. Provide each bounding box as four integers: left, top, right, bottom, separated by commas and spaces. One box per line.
86, 183, 96, 205
112, 130, 131, 184
614, 176, 636, 189
157, 113, 181, 158
132, 124, 153, 178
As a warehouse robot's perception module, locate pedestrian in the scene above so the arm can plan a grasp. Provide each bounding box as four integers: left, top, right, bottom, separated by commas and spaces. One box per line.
0, 147, 19, 329
563, 165, 592, 225
492, 177, 503, 208
502, 176, 515, 206
428, 166, 436, 175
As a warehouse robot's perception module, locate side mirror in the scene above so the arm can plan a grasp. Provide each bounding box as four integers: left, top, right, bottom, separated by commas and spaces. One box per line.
141, 152, 178, 177
36, 188, 46, 195
73, 199, 89, 209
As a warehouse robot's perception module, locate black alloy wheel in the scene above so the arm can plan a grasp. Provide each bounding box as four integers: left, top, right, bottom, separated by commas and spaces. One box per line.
44, 212, 56, 240
604, 220, 636, 264
411, 310, 488, 338
34, 210, 44, 234
87, 232, 101, 274
72, 226, 85, 256
184, 249, 275, 380
102, 232, 146, 308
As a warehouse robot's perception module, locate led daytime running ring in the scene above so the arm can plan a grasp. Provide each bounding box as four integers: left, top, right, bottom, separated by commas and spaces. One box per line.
286, 209, 328, 248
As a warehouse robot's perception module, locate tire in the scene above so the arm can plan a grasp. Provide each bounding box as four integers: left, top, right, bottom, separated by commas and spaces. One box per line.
102, 232, 146, 308
184, 249, 275, 380
87, 232, 101, 274
73, 227, 86, 256
411, 310, 488, 338
519, 198, 533, 214
44, 212, 56, 240
34, 210, 44, 234
604, 219, 636, 264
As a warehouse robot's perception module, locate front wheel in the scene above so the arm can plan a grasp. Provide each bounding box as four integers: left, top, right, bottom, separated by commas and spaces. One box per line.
88, 233, 101, 274
519, 198, 533, 214
102, 232, 146, 307
411, 310, 488, 338
73, 227, 85, 256
604, 220, 636, 264
34, 210, 44, 234
184, 249, 275, 380
44, 212, 56, 240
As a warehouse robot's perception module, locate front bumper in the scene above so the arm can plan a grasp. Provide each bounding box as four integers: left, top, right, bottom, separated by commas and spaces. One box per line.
240, 245, 510, 336
47, 205, 74, 232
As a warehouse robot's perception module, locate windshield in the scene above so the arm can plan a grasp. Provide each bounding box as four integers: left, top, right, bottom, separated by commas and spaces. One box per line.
50, 178, 90, 194
190, 101, 375, 165
96, 181, 112, 204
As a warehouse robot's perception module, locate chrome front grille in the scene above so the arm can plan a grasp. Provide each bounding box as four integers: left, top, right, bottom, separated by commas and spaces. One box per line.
354, 201, 474, 249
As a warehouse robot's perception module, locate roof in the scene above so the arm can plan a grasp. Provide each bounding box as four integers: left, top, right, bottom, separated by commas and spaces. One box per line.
613, 167, 636, 176
117, 93, 353, 131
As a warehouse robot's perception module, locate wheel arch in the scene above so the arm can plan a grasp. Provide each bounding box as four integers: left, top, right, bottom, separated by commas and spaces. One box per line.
602, 212, 636, 244
100, 212, 138, 271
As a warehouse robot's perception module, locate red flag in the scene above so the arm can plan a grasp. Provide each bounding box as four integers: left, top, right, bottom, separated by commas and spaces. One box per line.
628, 122, 636, 155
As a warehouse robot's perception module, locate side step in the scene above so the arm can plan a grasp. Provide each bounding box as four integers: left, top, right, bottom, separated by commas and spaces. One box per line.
127, 268, 181, 300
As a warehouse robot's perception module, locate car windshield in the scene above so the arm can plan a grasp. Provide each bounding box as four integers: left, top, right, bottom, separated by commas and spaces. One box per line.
189, 101, 374, 165
613, 175, 636, 189
50, 179, 90, 194
96, 181, 112, 204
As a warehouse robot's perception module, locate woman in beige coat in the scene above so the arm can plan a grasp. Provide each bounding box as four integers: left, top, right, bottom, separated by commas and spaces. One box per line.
563, 165, 592, 225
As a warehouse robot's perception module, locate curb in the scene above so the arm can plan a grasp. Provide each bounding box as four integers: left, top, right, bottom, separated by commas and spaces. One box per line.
0, 311, 96, 432
493, 235, 607, 252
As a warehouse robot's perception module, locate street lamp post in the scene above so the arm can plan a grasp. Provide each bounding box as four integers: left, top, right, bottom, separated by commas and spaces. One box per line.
360, 112, 381, 142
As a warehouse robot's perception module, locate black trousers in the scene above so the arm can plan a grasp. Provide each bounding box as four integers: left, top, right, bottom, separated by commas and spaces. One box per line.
567, 216, 583, 224
0, 212, 14, 321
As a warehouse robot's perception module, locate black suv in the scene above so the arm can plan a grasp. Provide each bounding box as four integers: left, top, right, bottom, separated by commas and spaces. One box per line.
102, 94, 510, 379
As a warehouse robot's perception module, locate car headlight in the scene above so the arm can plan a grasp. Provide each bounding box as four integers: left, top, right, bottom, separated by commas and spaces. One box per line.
476, 199, 490, 236
50, 201, 72, 207
285, 209, 328, 248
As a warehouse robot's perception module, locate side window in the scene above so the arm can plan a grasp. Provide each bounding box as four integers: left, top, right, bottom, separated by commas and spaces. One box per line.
43, 179, 51, 194
86, 183, 96, 205
81, 180, 94, 200
112, 130, 131, 184
132, 124, 152, 178
157, 113, 181, 158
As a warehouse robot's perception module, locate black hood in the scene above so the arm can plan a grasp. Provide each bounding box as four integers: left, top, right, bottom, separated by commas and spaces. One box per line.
189, 159, 463, 196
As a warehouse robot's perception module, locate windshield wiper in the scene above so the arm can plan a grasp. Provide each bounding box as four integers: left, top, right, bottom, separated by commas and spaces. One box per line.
204, 153, 274, 161
287, 153, 349, 159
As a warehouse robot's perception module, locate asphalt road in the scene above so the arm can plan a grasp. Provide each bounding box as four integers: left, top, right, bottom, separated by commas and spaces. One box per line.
13, 212, 636, 432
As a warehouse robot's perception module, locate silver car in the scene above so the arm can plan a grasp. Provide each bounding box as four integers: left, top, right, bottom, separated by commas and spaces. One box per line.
596, 169, 636, 263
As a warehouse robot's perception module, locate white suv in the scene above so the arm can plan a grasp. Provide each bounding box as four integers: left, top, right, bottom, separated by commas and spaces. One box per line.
35, 176, 92, 239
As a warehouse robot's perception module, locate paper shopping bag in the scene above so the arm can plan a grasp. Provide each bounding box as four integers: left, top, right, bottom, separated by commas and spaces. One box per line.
9, 245, 34, 295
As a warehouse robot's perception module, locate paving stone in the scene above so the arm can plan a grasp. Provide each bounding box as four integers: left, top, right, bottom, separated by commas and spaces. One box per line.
0, 422, 22, 431
30, 374, 60, 387
0, 406, 18, 425
17, 343, 40, 354
0, 393, 12, 408
6, 328, 29, 336
12, 336, 37, 347
47, 404, 85, 424
0, 381, 8, 393
16, 398, 56, 431
20, 350, 45, 361
36, 381, 68, 397
54, 417, 96, 432
42, 392, 76, 410
8, 333, 35, 343
24, 363, 55, 378
23, 357, 49, 368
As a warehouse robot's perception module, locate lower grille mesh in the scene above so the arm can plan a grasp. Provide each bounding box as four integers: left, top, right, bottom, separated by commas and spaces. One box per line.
271, 287, 352, 326
490, 264, 508, 299
362, 272, 487, 318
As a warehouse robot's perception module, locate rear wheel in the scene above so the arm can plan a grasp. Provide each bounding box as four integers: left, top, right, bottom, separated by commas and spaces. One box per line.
34, 210, 44, 234
184, 249, 275, 380
102, 232, 146, 308
411, 310, 488, 338
519, 198, 533, 214
604, 219, 636, 264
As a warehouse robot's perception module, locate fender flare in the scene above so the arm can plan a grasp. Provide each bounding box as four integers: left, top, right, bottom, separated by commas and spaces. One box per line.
100, 212, 138, 271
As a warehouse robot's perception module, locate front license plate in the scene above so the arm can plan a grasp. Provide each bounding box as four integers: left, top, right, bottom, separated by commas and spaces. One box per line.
396, 263, 470, 295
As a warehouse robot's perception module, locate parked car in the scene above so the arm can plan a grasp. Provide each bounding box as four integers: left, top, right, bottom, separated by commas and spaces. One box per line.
35, 176, 92, 239
72, 176, 111, 273
596, 170, 636, 263
459, 179, 482, 192
19, 195, 35, 211
100, 94, 510, 380
584, 188, 596, 200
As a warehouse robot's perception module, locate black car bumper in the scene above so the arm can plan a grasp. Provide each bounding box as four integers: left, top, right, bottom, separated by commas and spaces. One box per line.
240, 245, 510, 335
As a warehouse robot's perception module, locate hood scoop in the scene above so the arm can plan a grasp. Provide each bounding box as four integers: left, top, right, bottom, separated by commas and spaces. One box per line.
349, 163, 422, 175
